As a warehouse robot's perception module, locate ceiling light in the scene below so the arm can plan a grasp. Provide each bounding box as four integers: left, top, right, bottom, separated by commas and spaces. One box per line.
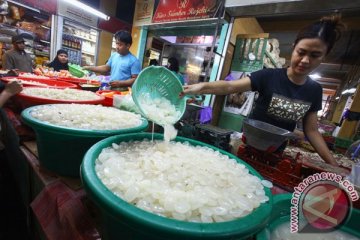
309, 73, 321, 79
342, 90, 349, 95
348, 88, 357, 94
335, 97, 339, 100
61, 0, 110, 20
195, 56, 204, 61
341, 88, 356, 95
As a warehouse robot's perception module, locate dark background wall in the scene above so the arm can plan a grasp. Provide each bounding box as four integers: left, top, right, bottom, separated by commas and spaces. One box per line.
115, 0, 136, 24
82, 0, 136, 25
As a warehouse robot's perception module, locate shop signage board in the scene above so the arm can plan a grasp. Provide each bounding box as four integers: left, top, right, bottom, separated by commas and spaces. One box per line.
133, 0, 155, 26
57, 1, 98, 27
20, 0, 57, 14
133, 0, 223, 26
153, 0, 221, 23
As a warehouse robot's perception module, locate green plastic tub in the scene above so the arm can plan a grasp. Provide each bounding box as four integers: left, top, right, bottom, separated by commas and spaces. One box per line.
132, 66, 186, 124
256, 194, 360, 239
81, 133, 273, 240
69, 63, 89, 78
21, 106, 148, 177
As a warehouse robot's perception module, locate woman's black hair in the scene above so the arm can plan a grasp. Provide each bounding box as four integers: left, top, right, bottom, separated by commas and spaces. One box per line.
167, 57, 179, 73
48, 49, 68, 71
294, 15, 345, 54
149, 59, 158, 66
114, 30, 132, 45
56, 49, 68, 56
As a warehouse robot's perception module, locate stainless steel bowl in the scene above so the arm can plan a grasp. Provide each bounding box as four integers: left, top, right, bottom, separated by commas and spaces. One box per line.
243, 119, 297, 152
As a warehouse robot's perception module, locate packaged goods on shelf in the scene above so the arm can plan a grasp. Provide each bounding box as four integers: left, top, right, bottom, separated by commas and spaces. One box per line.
62, 21, 98, 66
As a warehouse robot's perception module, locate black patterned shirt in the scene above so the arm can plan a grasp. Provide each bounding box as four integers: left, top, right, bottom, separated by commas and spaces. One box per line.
249, 68, 322, 132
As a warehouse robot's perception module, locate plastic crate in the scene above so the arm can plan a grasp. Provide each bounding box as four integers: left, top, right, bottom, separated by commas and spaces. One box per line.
335, 137, 353, 149
195, 124, 233, 152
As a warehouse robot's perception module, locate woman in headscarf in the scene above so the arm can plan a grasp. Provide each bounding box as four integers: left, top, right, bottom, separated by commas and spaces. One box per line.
167, 57, 185, 85
48, 49, 69, 71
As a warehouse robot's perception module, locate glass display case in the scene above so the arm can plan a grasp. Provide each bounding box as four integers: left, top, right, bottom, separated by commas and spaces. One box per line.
62, 19, 98, 66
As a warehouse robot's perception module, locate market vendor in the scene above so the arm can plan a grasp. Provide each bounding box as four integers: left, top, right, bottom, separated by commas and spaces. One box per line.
83, 30, 141, 90
181, 15, 344, 167
47, 49, 69, 72
2, 35, 33, 73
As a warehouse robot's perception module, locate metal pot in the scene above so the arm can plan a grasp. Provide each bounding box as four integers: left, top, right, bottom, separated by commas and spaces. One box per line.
243, 118, 297, 152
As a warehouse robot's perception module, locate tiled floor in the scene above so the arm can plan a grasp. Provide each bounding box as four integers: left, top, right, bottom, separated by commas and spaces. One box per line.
0, 150, 30, 240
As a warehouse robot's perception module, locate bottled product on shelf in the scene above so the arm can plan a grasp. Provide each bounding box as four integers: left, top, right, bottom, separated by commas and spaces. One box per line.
62, 34, 82, 50
62, 21, 98, 66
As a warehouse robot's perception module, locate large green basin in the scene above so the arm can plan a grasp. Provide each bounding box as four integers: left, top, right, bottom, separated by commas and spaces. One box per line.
21, 105, 148, 177
256, 194, 360, 239
81, 133, 273, 239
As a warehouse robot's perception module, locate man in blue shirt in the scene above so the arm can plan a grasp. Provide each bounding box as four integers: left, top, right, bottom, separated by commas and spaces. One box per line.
84, 31, 141, 89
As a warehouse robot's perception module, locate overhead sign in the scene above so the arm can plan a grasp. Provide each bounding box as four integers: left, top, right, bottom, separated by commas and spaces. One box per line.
153, 0, 221, 23
57, 1, 98, 27
133, 0, 154, 26
133, 0, 223, 26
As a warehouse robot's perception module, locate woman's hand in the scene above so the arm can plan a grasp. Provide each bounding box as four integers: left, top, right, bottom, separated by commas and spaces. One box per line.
179, 83, 204, 97
5, 81, 23, 96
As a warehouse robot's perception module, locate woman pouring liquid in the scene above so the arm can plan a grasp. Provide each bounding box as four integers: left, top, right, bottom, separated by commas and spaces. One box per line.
181, 15, 344, 167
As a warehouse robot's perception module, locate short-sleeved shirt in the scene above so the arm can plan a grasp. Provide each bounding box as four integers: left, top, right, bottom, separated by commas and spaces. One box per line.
249, 68, 322, 132
3, 49, 32, 72
106, 52, 141, 81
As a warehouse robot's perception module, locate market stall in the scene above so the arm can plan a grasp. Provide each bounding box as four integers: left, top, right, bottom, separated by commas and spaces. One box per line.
1, 0, 360, 239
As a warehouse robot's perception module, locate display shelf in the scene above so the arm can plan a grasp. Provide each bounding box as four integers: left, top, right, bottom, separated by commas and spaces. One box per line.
34, 51, 50, 57
76, 35, 96, 43
62, 20, 98, 67
82, 51, 95, 56
63, 45, 80, 51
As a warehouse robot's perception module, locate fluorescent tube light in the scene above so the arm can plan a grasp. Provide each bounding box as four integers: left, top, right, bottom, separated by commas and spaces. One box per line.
61, 0, 110, 20
309, 73, 321, 79
348, 88, 356, 94
195, 56, 204, 61
7, 0, 40, 13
